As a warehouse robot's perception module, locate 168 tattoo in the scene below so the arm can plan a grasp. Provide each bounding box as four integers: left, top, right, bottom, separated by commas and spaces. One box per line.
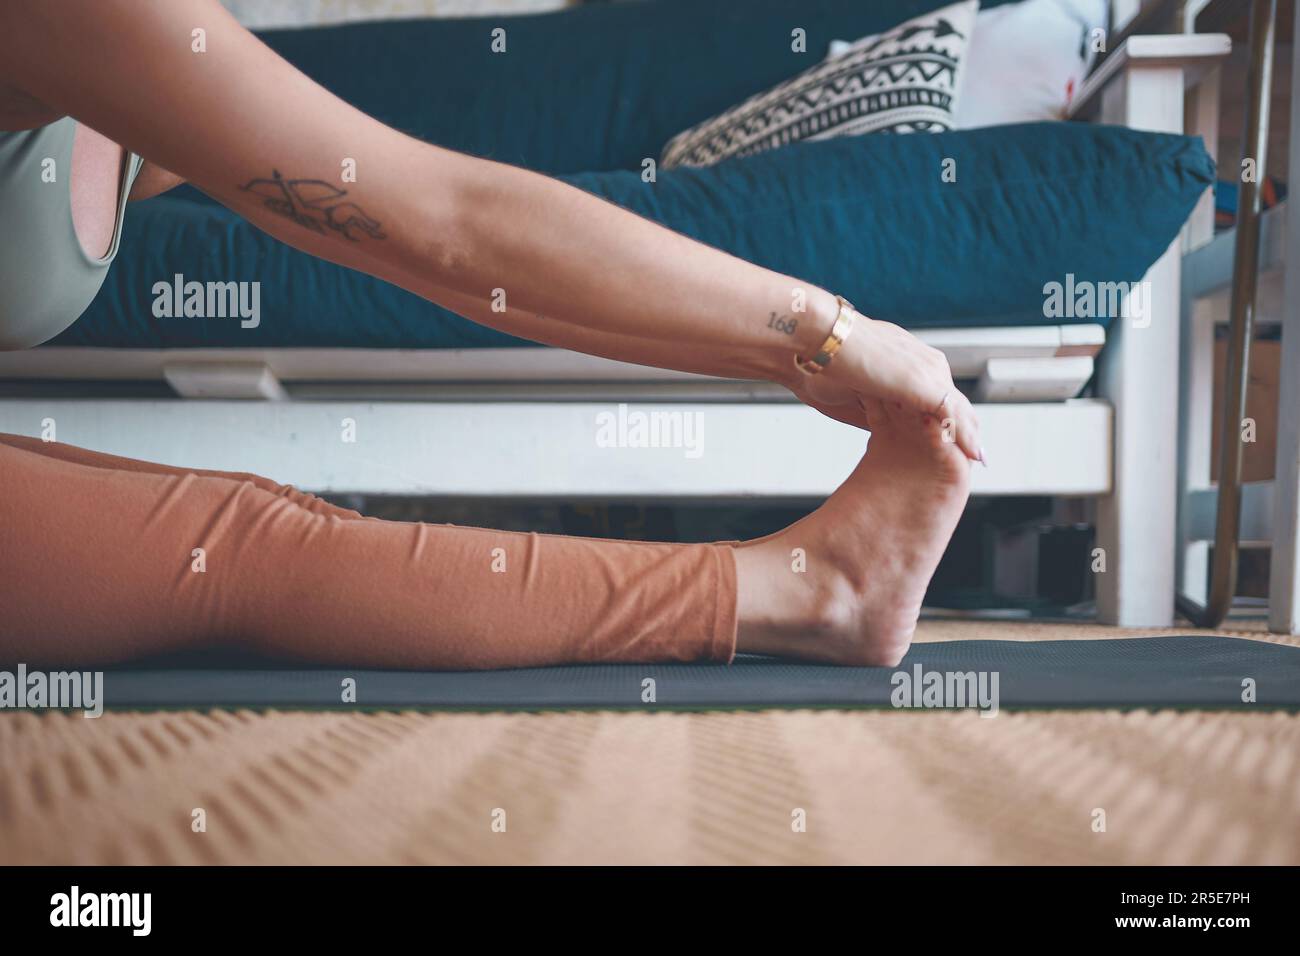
767, 312, 798, 335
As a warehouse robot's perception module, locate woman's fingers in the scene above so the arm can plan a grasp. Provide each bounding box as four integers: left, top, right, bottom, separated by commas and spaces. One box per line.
916, 340, 982, 463
951, 391, 984, 465
820, 318, 984, 461
931, 383, 982, 464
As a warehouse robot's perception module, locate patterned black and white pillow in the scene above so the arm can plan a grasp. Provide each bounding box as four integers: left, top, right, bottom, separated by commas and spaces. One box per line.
661, 0, 979, 170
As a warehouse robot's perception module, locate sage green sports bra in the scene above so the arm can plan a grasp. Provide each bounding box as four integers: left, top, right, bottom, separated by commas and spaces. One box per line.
0, 117, 143, 350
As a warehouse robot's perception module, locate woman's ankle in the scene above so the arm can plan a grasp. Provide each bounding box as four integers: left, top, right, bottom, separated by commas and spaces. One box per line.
732, 537, 858, 659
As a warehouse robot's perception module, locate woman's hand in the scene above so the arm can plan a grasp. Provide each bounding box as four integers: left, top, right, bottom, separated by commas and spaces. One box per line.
791, 314, 985, 465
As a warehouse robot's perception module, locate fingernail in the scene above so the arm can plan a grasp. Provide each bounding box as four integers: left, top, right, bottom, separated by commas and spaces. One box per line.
979, 446, 989, 468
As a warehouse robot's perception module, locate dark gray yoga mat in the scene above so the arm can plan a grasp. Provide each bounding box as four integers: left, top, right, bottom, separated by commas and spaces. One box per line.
99, 636, 1300, 711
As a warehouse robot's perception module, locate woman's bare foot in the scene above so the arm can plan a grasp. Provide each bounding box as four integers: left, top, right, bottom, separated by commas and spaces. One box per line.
733, 408, 971, 666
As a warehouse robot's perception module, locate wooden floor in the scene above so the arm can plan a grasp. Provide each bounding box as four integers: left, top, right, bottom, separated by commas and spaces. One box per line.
1, 620, 1297, 865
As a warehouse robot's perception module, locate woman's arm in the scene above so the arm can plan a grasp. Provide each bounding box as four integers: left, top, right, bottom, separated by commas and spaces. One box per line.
0, 0, 979, 457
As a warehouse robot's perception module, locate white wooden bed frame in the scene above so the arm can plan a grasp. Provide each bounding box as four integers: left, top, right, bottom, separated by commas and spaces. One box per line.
0, 32, 1232, 628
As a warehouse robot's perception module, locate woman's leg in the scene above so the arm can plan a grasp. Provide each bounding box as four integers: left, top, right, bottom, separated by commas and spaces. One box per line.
0, 439, 735, 669
0, 406, 969, 670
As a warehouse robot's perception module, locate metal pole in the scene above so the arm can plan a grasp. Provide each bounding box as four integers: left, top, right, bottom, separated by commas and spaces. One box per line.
1178, 0, 1276, 626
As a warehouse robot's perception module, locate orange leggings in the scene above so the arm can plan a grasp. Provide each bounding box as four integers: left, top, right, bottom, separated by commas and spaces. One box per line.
0, 434, 737, 669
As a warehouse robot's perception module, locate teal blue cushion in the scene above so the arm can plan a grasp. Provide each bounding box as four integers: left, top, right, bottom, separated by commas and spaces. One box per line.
56, 122, 1212, 349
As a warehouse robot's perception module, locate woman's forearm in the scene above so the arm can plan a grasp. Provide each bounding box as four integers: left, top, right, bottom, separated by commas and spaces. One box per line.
399, 153, 841, 388
364, 216, 833, 388
411, 280, 873, 429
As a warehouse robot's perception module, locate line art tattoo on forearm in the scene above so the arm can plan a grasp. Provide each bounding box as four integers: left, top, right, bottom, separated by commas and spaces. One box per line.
240, 169, 386, 241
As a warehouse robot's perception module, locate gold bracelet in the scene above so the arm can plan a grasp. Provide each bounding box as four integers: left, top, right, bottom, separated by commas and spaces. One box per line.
795, 295, 857, 375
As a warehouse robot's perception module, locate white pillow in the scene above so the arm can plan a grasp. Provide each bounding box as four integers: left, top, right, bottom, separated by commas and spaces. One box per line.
830, 0, 1108, 129
662, 0, 978, 170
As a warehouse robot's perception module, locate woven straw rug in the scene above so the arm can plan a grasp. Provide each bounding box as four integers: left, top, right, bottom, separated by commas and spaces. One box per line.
2, 620, 1297, 865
